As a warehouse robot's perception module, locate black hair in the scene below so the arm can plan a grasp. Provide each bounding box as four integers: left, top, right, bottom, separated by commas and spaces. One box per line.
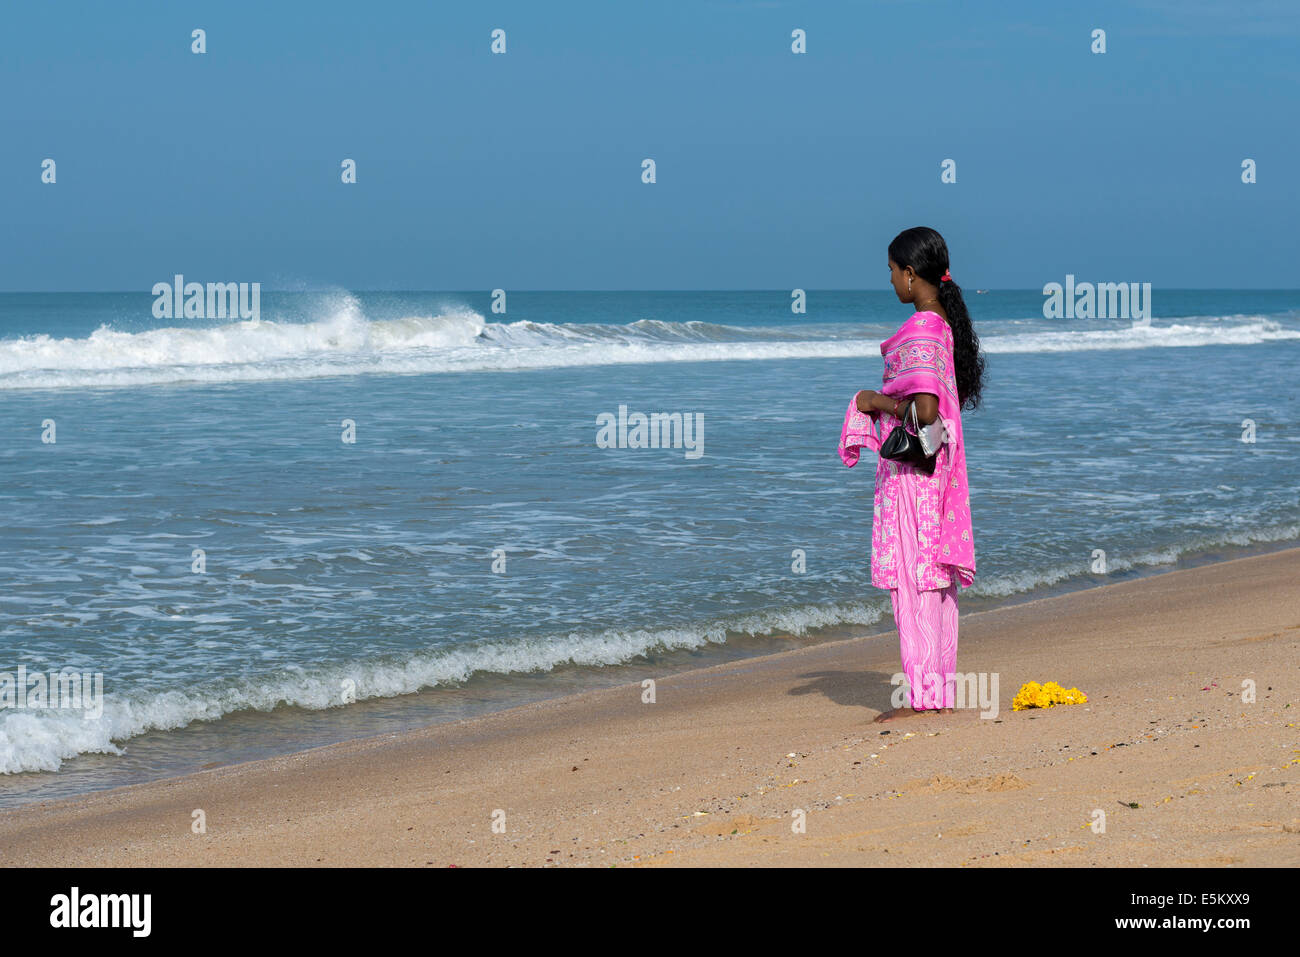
887, 226, 986, 411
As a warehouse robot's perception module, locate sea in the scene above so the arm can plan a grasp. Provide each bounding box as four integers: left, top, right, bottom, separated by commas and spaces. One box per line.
1, 289, 1297, 806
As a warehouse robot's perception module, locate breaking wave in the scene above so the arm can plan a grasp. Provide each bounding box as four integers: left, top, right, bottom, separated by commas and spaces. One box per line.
1, 296, 1297, 390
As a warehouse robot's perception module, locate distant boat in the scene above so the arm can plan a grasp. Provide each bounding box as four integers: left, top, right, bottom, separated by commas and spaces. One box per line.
975, 289, 988, 294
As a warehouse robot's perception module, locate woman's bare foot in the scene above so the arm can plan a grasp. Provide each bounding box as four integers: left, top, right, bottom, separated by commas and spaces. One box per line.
873, 707, 927, 723
872, 706, 955, 722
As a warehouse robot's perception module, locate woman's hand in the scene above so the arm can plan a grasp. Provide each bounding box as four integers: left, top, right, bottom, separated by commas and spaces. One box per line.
858, 389, 911, 418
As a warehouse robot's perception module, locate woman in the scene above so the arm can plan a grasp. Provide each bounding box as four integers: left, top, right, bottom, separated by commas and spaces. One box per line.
838, 226, 985, 721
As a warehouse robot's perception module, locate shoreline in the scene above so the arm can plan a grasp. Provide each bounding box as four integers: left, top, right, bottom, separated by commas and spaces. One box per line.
4, 534, 1296, 811
2, 546, 1298, 867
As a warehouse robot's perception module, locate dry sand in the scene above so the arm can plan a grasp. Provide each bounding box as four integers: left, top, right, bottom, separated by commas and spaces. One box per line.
2, 549, 1297, 867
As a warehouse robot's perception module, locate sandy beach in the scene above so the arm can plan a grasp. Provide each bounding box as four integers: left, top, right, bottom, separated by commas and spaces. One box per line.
1, 548, 1297, 868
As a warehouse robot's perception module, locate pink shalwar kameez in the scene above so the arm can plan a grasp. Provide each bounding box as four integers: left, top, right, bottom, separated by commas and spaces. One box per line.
838, 311, 976, 710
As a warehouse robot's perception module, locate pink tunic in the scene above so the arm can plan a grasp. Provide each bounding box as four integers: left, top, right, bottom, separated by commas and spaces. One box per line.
838, 311, 976, 591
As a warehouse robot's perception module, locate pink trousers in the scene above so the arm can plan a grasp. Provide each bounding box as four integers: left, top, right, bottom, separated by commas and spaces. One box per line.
890, 469, 960, 709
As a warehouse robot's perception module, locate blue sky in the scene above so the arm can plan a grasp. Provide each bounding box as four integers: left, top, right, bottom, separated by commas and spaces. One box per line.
3, 0, 1297, 290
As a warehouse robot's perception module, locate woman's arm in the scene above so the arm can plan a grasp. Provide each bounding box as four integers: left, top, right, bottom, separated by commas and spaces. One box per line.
910, 392, 939, 425
855, 390, 940, 424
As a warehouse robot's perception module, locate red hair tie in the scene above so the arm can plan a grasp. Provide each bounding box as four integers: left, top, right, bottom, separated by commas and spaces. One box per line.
940, 270, 952, 282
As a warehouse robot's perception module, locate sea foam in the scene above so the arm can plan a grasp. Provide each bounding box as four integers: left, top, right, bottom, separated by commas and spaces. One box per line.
0, 598, 886, 774
1, 297, 1296, 390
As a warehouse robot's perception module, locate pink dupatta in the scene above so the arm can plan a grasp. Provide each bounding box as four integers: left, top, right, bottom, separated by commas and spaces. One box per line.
838, 311, 975, 586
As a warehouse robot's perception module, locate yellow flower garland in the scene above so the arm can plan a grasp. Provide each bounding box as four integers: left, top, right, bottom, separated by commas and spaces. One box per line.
1012, 680, 1088, 711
